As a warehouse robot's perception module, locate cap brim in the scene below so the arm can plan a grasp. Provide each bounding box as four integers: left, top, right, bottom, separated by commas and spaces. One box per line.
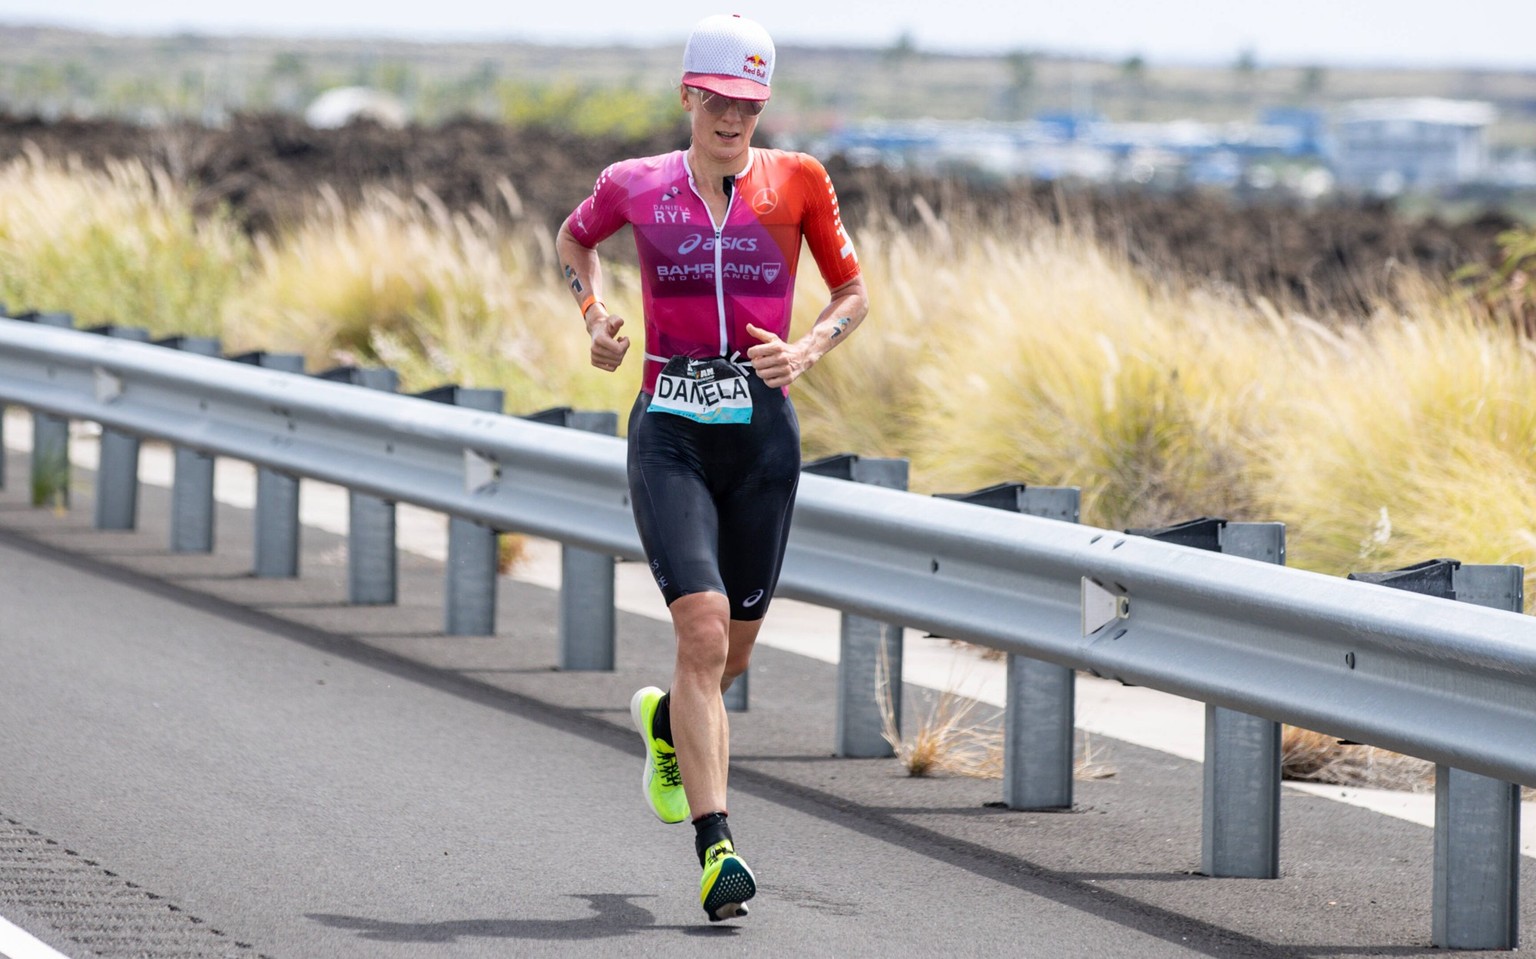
683, 72, 770, 101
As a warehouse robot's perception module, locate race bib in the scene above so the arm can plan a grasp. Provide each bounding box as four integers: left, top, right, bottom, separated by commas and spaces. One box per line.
650, 356, 753, 425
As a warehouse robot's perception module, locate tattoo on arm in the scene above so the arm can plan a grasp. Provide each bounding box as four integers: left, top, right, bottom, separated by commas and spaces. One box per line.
829, 317, 850, 339
563, 264, 584, 295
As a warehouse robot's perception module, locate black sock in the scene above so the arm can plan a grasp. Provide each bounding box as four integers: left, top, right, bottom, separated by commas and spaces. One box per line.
693, 811, 732, 866
651, 691, 674, 745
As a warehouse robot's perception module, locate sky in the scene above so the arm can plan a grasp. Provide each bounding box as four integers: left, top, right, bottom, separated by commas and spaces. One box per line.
2, 0, 1534, 70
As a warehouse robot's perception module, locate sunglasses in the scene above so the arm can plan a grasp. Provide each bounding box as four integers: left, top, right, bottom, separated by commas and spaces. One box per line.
690, 87, 767, 117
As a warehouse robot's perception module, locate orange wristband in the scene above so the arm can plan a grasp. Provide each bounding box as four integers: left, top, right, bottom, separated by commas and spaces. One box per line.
579, 293, 603, 317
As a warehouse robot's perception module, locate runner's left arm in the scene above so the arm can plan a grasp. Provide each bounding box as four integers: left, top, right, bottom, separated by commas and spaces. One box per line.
746, 156, 868, 389
746, 276, 868, 389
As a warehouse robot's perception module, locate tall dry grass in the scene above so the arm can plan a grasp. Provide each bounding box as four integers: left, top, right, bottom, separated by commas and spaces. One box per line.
1255, 283, 1536, 589
0, 149, 247, 335
788, 210, 942, 461
875, 637, 1118, 782
903, 220, 1284, 528
4, 154, 1534, 606
224, 185, 644, 415
793, 201, 1283, 532
1281, 727, 1433, 791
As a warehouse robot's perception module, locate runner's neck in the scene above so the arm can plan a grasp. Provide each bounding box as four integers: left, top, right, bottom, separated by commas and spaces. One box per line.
685, 146, 751, 198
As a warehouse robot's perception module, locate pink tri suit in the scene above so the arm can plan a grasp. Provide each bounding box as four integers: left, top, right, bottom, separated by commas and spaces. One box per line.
566, 146, 861, 620
566, 147, 862, 393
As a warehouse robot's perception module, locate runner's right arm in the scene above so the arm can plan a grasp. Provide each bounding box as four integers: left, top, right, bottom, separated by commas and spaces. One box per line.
556, 218, 628, 371
558, 163, 631, 372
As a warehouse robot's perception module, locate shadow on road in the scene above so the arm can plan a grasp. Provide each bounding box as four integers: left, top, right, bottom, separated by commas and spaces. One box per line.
307, 893, 740, 942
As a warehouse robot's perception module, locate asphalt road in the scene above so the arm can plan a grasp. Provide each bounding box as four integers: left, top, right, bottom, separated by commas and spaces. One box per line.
0, 456, 1531, 958
0, 532, 1240, 959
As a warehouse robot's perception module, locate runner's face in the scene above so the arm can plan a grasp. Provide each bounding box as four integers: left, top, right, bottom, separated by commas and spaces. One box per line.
683, 86, 761, 167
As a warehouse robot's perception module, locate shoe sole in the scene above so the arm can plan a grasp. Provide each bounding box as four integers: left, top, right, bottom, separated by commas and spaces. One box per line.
704, 856, 756, 922
630, 687, 688, 825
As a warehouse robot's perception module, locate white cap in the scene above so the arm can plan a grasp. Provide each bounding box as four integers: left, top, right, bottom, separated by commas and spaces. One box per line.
681, 13, 774, 101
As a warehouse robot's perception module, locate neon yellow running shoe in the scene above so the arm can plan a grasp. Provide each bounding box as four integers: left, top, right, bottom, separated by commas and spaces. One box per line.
629, 686, 690, 824
700, 839, 756, 922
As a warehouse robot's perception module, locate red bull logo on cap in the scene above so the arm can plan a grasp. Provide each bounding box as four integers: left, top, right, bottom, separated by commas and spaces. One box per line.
743, 54, 768, 79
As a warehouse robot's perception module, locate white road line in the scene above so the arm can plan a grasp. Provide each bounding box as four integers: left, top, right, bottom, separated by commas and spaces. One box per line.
0, 915, 74, 959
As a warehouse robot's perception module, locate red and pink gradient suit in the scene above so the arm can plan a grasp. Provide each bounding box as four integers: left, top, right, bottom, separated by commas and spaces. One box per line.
567, 147, 861, 393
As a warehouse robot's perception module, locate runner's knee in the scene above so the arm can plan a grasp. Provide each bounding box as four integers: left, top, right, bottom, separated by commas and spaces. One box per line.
672, 592, 730, 675
722, 642, 754, 686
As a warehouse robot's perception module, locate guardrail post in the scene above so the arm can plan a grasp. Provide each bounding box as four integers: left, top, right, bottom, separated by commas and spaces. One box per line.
89, 324, 152, 530
805, 453, 910, 757
320, 366, 401, 605
20, 312, 76, 509
524, 406, 621, 672
1127, 517, 1286, 878
419, 386, 506, 636
1208, 522, 1285, 878
156, 336, 223, 552
940, 483, 1081, 809
0, 304, 7, 489
1350, 559, 1523, 950
231, 351, 306, 577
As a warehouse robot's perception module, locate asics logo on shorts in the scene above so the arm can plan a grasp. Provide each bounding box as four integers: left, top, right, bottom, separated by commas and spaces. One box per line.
742, 589, 765, 608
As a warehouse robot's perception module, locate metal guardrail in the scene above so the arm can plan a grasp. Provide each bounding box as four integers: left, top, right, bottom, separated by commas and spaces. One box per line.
2, 316, 1534, 780
1, 316, 1532, 948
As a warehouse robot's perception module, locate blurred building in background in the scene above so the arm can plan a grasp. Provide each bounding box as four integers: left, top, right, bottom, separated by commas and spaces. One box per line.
810, 111, 1329, 197
1327, 98, 1494, 194
809, 96, 1517, 201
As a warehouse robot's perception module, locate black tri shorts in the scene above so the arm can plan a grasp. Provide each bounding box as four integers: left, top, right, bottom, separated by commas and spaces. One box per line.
626, 371, 801, 621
